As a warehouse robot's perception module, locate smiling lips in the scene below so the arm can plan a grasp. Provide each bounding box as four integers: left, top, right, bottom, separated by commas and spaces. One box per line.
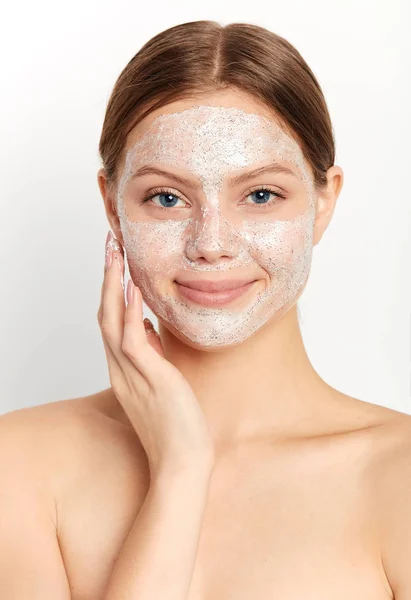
175, 278, 257, 307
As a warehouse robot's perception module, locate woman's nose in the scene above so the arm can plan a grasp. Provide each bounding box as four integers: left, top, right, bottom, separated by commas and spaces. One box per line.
185, 209, 240, 264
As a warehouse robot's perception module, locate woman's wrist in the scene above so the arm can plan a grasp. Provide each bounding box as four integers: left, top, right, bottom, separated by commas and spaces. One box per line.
151, 457, 215, 492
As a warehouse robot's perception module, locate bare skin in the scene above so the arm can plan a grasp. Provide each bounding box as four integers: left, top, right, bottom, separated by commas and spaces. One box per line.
2, 385, 411, 599
1, 90, 409, 598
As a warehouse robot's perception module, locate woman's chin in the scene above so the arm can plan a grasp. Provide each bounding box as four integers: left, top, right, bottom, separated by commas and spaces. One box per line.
155, 317, 254, 353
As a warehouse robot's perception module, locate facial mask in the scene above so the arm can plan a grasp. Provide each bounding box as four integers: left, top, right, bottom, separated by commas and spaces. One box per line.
115, 105, 317, 347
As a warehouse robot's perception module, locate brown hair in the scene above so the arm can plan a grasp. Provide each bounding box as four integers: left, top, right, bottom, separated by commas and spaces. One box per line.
98, 20, 335, 194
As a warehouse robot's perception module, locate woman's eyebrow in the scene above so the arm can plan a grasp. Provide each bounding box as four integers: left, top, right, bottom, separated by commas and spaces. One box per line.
130, 163, 298, 189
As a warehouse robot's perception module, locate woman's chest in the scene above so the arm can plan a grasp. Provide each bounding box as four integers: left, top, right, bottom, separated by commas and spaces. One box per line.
57, 437, 393, 600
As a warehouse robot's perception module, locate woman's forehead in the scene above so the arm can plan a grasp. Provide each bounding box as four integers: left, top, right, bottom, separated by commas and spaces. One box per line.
121, 106, 314, 193
127, 105, 297, 153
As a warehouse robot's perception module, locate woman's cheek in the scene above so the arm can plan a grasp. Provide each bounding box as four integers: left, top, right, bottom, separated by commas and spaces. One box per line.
124, 225, 186, 300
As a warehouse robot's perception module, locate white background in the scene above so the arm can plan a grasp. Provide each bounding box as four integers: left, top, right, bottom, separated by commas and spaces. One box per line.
0, 0, 409, 415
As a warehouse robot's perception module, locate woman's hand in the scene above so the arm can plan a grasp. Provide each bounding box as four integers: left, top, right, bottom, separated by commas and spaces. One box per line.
97, 231, 215, 480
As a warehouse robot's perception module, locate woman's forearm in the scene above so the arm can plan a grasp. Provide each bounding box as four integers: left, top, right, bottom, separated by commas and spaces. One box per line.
102, 466, 213, 600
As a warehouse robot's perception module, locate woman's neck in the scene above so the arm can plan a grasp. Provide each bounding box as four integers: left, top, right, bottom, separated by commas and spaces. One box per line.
158, 305, 332, 453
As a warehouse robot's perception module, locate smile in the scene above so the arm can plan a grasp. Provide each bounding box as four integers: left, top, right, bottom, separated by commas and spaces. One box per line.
174, 280, 257, 307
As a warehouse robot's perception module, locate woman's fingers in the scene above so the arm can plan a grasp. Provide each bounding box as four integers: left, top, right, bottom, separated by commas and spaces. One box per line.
98, 232, 132, 391
99, 231, 148, 395
98, 230, 160, 386
122, 281, 165, 378
100, 232, 127, 352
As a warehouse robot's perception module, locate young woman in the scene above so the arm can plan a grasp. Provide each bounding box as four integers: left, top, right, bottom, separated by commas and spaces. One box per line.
1, 19, 409, 600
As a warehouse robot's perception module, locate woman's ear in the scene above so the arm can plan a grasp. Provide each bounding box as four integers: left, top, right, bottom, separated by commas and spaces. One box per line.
97, 168, 125, 247
312, 165, 344, 246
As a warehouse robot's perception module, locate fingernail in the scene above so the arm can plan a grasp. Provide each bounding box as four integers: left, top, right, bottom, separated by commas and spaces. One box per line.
106, 231, 124, 289
105, 230, 113, 246
143, 318, 154, 332
105, 231, 113, 270
114, 253, 124, 290
127, 279, 134, 304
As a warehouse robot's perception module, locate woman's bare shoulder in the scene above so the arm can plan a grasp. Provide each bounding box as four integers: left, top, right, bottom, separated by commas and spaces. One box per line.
0, 393, 92, 449
0, 389, 140, 490
0, 388, 129, 433
0, 390, 109, 440
362, 406, 411, 599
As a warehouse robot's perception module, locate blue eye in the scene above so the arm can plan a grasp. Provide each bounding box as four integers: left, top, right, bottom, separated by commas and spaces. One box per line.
140, 186, 286, 211
245, 187, 287, 206
249, 189, 275, 204
141, 189, 184, 209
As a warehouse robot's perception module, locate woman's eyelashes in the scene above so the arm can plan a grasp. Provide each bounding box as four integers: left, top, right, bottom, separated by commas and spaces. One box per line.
244, 186, 287, 207
140, 187, 186, 211
139, 185, 287, 212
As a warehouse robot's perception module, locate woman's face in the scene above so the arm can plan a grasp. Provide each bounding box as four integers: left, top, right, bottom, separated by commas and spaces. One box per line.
115, 101, 318, 349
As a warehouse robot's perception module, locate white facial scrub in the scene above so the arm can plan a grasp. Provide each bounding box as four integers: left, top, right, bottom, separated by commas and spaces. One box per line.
115, 105, 317, 348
